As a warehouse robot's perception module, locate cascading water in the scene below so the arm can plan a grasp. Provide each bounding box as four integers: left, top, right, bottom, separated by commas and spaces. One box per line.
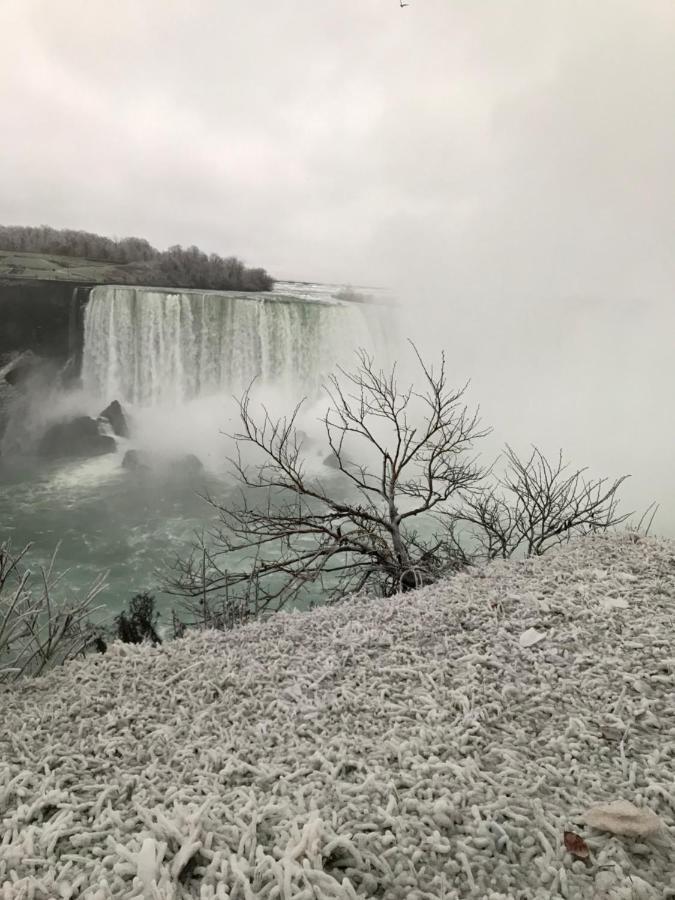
81, 286, 389, 406
0, 283, 393, 617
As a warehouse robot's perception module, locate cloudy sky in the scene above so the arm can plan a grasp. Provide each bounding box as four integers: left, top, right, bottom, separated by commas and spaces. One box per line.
1, 0, 673, 290
2, 0, 674, 527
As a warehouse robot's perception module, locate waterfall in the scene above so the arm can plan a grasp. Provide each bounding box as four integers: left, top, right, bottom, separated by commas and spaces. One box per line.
81, 286, 390, 406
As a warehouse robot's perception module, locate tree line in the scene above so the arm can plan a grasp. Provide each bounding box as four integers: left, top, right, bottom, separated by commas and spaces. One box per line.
0, 224, 274, 292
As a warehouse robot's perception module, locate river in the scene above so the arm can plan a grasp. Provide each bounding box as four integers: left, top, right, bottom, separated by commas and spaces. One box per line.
0, 281, 393, 631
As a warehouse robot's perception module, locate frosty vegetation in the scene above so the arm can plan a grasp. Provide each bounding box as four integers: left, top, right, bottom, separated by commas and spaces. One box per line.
1, 534, 673, 898
0, 542, 105, 685
0, 225, 274, 292
169, 346, 632, 632
0, 346, 645, 675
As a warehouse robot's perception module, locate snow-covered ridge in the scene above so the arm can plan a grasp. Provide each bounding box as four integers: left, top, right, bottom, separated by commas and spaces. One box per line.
1, 534, 674, 898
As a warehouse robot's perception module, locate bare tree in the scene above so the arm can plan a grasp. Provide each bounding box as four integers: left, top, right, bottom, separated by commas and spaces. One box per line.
455, 444, 630, 559
169, 347, 488, 623
0, 541, 106, 684
169, 349, 635, 631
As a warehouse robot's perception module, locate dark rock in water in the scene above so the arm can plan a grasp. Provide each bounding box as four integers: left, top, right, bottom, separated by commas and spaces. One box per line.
39, 417, 116, 459
323, 452, 342, 470
0, 351, 41, 387
296, 429, 318, 450
121, 450, 203, 476
121, 449, 150, 470
121, 449, 139, 469
169, 453, 204, 477
99, 400, 129, 438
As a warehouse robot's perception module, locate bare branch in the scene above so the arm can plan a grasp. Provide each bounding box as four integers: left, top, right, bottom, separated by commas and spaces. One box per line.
169, 351, 632, 627
455, 444, 630, 559
1, 541, 107, 684
168, 346, 486, 618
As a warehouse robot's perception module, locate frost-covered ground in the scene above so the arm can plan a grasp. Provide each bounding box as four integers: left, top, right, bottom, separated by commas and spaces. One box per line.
1, 534, 674, 899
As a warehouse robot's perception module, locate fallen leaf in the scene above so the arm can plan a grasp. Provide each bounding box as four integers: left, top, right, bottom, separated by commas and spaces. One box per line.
599, 596, 629, 610
519, 627, 545, 648
563, 830, 590, 859
582, 800, 663, 838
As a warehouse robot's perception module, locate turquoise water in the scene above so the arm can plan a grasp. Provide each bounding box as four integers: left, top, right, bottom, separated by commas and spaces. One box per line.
0, 433, 360, 635
1, 283, 397, 638
0, 449, 226, 629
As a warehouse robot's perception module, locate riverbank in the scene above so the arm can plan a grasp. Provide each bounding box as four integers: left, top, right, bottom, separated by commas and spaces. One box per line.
1, 533, 674, 898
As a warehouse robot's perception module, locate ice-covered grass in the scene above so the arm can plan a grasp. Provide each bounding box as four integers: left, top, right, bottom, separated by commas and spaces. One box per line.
1, 534, 674, 899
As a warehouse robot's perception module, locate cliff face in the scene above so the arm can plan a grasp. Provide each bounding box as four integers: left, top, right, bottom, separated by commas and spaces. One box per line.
0, 281, 90, 362
0, 281, 91, 443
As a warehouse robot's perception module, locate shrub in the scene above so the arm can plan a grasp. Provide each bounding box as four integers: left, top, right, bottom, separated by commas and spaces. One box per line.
0, 541, 105, 684
114, 592, 162, 645
169, 346, 631, 627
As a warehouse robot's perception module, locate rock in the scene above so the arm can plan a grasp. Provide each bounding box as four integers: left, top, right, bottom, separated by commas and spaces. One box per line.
0, 351, 41, 387
296, 429, 319, 450
122, 451, 203, 476
99, 400, 129, 438
323, 448, 356, 470
323, 452, 341, 470
122, 449, 150, 470
38, 417, 116, 459
582, 800, 663, 838
168, 453, 203, 477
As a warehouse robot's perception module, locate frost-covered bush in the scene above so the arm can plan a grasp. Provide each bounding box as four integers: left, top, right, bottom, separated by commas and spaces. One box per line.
170, 347, 634, 627
0, 541, 105, 684
458, 444, 632, 559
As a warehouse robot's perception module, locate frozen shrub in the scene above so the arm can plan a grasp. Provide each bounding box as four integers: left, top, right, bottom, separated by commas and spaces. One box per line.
0, 541, 105, 684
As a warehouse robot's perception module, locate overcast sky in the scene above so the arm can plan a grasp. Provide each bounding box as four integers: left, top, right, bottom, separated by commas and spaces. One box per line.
0, 0, 673, 290
1, 1, 674, 527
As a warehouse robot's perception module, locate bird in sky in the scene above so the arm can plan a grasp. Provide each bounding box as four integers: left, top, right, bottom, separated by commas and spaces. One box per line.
400, 0, 410, 7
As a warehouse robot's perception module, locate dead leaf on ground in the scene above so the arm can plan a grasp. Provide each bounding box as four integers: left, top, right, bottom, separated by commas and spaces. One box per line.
519, 627, 546, 648
582, 800, 663, 838
564, 830, 590, 860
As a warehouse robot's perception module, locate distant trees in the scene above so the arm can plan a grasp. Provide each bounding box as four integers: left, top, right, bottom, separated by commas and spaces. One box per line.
0, 225, 155, 264
147, 244, 271, 291
0, 225, 274, 292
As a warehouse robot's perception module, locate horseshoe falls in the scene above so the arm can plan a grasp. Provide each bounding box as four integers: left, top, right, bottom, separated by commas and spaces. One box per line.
81, 285, 390, 406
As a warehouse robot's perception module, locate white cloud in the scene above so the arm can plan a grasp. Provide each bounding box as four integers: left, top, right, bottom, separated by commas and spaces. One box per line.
1, 0, 668, 288
1, 0, 674, 528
